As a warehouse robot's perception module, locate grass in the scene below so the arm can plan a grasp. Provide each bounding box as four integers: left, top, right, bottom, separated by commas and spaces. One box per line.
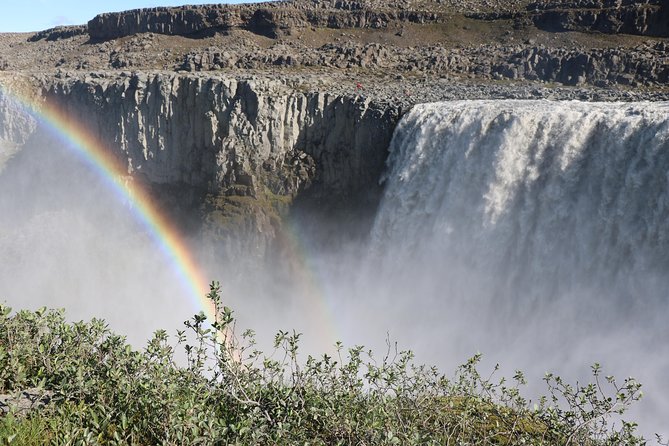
0, 415, 50, 445
0, 284, 647, 445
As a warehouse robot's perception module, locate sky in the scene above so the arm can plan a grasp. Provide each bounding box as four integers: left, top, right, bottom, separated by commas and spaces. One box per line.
0, 0, 271, 33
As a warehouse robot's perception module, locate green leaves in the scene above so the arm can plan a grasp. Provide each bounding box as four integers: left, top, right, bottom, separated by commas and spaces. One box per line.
0, 285, 648, 445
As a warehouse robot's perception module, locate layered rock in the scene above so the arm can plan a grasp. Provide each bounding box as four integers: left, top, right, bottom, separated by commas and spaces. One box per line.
86, 1, 450, 41
86, 0, 669, 42
492, 42, 669, 86
88, 5, 262, 40
36, 73, 399, 253
42, 73, 396, 193
28, 25, 88, 42
182, 40, 669, 87
529, 0, 669, 37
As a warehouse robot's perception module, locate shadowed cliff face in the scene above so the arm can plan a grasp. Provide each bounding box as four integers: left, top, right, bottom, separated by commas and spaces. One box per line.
0, 89, 36, 152
2, 73, 399, 259
529, 0, 669, 37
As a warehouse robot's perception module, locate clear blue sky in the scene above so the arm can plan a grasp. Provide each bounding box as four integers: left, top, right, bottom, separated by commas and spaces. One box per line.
1, 1, 271, 33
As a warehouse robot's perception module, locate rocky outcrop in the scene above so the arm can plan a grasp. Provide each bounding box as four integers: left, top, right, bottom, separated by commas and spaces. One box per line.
28, 25, 88, 42
0, 84, 38, 171
182, 40, 669, 87
0, 90, 35, 147
42, 73, 396, 194
86, 1, 451, 41
493, 42, 669, 86
88, 5, 259, 40
85, 0, 669, 43
529, 0, 669, 36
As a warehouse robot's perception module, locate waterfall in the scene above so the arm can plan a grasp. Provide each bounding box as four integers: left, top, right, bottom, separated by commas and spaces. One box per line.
365, 100, 669, 436
374, 100, 669, 299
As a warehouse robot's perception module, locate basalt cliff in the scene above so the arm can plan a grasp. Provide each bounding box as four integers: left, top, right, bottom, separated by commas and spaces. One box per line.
1, 0, 668, 256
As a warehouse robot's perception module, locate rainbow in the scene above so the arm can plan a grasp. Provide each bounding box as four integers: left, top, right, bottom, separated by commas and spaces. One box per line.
0, 78, 340, 349
0, 80, 215, 322
276, 217, 341, 349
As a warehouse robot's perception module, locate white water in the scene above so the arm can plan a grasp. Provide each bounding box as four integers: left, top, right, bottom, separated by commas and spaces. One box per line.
366, 100, 669, 438
376, 100, 669, 288
0, 128, 196, 344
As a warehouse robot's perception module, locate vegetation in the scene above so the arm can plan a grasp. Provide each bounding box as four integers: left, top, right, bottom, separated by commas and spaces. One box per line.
0, 283, 647, 445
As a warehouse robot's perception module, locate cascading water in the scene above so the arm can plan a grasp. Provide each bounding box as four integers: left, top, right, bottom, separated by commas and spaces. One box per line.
374, 100, 669, 295
366, 100, 669, 437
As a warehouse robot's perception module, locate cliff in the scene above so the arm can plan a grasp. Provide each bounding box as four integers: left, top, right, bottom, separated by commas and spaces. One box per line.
0, 80, 38, 171
12, 72, 398, 255
83, 0, 669, 41
85, 1, 452, 41
530, 0, 669, 36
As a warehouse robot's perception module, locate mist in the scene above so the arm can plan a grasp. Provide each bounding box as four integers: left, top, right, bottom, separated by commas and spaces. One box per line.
1, 99, 668, 439
0, 121, 196, 343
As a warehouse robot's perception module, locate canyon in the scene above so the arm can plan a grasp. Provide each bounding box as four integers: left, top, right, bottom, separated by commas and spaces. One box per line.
1, 0, 669, 438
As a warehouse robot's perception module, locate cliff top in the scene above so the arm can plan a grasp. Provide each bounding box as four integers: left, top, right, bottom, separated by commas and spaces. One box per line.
0, 0, 668, 100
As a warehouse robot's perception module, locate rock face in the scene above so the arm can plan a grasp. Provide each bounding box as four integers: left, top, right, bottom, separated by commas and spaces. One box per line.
37, 73, 399, 253
28, 25, 88, 42
0, 388, 53, 416
0, 90, 35, 147
493, 42, 669, 86
182, 40, 669, 87
86, 0, 669, 41
43, 73, 396, 196
529, 0, 669, 37
86, 1, 450, 41
88, 5, 261, 40
0, 85, 37, 171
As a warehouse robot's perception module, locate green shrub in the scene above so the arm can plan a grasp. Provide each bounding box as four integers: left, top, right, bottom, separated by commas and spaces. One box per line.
0, 284, 646, 445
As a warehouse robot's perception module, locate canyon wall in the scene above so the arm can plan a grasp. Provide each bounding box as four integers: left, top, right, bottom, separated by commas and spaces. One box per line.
85, 2, 448, 41
183, 41, 669, 88
529, 0, 669, 36
0, 86, 37, 171
5, 73, 399, 255
81, 0, 669, 42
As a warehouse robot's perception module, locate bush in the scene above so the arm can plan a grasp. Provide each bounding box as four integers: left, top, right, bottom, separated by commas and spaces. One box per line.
0, 283, 646, 445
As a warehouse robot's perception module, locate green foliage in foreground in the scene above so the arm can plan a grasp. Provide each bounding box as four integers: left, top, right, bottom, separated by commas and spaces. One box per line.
0, 283, 647, 445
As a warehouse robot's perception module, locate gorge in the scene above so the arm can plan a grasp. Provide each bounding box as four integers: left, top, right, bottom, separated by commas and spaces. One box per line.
1, 0, 669, 439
